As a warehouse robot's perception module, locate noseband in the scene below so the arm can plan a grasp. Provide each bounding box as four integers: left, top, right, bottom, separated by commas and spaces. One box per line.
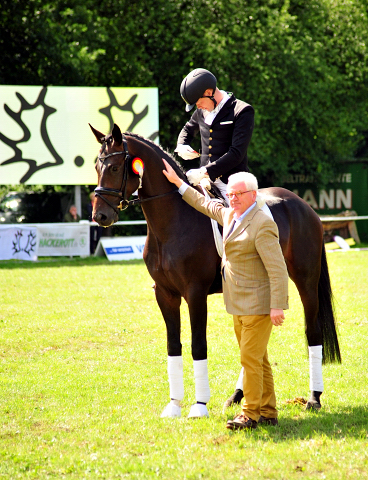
94, 134, 178, 215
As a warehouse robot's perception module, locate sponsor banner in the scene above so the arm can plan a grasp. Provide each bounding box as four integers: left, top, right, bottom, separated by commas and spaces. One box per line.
37, 224, 89, 257
94, 236, 146, 261
0, 226, 38, 261
0, 86, 159, 185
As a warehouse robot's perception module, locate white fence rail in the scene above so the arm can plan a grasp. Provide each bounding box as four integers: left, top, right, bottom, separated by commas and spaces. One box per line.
1, 215, 367, 262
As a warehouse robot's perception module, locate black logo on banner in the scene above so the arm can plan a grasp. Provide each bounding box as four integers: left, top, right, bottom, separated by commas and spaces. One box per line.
0, 87, 63, 183
12, 230, 37, 256
0, 87, 155, 183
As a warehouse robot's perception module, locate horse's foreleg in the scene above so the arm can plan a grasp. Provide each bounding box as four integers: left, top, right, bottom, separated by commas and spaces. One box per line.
154, 284, 184, 418
187, 287, 210, 418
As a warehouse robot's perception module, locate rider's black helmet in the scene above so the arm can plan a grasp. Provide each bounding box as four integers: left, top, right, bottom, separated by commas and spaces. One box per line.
180, 68, 217, 112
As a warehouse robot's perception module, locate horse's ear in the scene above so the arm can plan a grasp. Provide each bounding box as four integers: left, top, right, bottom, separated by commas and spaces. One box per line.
89, 124, 105, 144
112, 123, 123, 146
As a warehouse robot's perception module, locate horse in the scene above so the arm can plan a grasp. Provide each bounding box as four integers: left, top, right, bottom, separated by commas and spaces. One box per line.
89, 123, 341, 418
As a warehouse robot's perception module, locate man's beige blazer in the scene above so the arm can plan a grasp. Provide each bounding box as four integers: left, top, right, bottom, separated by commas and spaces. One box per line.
182, 186, 289, 316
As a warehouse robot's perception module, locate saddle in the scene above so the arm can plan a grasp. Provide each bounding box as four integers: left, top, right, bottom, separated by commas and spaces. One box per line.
199, 179, 227, 208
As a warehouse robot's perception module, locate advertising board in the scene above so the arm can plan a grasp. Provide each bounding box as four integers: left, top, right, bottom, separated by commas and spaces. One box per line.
37, 223, 90, 257
282, 162, 368, 240
0, 225, 38, 261
94, 236, 147, 261
0, 86, 159, 185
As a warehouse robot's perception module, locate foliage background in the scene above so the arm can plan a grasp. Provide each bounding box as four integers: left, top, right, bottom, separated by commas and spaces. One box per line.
1, 0, 368, 188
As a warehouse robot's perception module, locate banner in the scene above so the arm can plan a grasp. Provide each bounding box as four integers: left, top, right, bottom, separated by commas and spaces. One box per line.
37, 224, 90, 257
0, 86, 159, 185
94, 236, 146, 261
0, 226, 38, 261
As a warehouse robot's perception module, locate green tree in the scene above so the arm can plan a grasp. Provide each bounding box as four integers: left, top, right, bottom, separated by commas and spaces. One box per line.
1, 0, 367, 187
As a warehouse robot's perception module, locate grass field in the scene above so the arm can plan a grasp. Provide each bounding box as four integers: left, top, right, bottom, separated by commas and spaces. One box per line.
0, 252, 367, 479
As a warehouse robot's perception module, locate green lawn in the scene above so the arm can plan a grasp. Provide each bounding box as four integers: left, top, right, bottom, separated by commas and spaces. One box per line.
0, 252, 367, 479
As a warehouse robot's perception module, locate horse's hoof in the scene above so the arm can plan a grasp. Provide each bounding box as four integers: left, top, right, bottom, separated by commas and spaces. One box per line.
305, 400, 321, 411
161, 402, 181, 418
188, 403, 209, 418
223, 389, 243, 411
306, 391, 322, 411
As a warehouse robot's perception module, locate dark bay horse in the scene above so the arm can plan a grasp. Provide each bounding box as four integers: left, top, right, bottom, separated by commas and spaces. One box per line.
90, 123, 341, 418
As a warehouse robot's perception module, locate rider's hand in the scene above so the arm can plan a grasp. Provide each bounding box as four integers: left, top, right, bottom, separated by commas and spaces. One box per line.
174, 144, 200, 160
200, 177, 211, 191
187, 167, 208, 186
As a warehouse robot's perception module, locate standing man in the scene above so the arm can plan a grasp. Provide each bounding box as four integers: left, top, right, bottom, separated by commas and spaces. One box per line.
162, 159, 289, 430
175, 68, 254, 203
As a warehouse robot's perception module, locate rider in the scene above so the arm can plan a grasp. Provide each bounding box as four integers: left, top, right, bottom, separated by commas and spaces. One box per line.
175, 68, 255, 203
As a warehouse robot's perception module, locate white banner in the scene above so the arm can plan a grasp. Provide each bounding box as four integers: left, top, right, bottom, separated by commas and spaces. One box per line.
94, 236, 146, 261
37, 224, 89, 257
0, 86, 159, 185
0, 226, 38, 261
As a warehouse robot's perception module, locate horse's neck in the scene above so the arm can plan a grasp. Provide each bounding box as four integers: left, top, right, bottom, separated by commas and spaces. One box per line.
127, 137, 187, 236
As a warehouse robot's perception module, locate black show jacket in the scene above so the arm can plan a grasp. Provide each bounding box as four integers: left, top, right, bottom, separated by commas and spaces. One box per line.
177, 93, 254, 184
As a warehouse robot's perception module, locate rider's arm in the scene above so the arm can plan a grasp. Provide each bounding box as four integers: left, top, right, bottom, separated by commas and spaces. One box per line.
205, 106, 254, 181
177, 110, 200, 146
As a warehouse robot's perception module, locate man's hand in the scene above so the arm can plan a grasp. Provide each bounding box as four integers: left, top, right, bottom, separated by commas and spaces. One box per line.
270, 308, 285, 326
162, 159, 184, 188
187, 167, 208, 186
174, 144, 200, 160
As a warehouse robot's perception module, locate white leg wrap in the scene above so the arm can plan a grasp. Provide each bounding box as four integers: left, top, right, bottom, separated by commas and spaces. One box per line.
236, 367, 244, 390
309, 345, 324, 392
193, 359, 210, 404
167, 355, 184, 401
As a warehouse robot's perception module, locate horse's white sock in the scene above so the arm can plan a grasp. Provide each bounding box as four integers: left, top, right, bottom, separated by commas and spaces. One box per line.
167, 356, 184, 401
309, 345, 324, 392
193, 359, 210, 403
235, 367, 244, 391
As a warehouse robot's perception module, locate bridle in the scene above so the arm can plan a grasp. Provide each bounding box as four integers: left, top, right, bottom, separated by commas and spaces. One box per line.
94, 134, 178, 214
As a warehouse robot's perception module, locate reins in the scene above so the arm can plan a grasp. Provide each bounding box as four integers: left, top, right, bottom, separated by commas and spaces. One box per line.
94, 134, 178, 214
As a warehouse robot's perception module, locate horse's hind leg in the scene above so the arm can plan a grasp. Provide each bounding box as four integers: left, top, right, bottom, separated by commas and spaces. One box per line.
223, 369, 244, 410
154, 284, 184, 418
293, 272, 324, 411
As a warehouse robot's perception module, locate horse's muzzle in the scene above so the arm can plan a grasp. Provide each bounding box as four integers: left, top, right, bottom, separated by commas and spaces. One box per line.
93, 210, 117, 227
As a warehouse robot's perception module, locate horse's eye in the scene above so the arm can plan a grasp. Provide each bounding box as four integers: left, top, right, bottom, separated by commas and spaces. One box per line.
111, 166, 118, 172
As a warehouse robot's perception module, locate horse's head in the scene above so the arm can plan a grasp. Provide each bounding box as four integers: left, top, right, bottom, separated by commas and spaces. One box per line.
89, 123, 140, 227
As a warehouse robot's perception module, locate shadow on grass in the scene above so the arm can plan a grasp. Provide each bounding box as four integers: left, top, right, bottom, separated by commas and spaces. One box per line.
226, 406, 368, 442
0, 257, 145, 269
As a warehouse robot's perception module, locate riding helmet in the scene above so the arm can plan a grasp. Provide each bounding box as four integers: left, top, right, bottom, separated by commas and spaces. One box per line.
180, 68, 217, 112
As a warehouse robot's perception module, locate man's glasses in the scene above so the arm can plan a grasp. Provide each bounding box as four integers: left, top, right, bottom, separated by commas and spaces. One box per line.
226, 190, 252, 199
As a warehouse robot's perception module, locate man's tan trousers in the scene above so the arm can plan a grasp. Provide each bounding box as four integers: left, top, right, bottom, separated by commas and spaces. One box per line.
233, 314, 277, 422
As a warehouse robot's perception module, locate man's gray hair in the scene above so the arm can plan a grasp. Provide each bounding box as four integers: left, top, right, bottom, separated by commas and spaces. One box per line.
227, 171, 258, 191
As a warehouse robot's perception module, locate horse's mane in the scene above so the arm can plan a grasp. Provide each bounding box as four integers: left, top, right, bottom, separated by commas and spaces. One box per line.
125, 132, 187, 181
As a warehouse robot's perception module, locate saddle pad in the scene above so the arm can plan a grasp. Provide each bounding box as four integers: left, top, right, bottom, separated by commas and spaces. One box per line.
199, 181, 224, 257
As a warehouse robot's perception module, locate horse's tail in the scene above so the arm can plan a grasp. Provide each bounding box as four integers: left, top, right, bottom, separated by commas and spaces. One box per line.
318, 246, 341, 364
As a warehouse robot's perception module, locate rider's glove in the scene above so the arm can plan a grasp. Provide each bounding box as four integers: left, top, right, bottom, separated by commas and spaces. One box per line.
174, 144, 200, 160
187, 167, 208, 186
200, 177, 211, 191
